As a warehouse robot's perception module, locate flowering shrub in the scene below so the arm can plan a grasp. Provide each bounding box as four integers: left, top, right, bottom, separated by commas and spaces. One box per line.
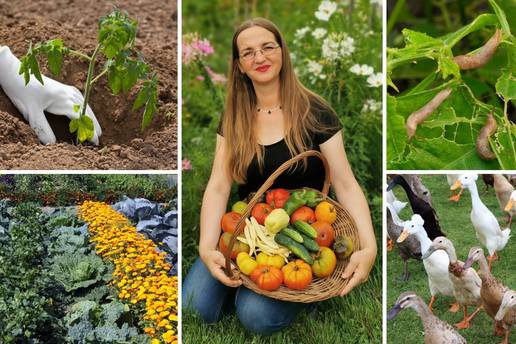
79, 201, 178, 344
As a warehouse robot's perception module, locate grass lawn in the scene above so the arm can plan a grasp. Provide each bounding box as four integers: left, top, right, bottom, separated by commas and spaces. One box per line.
182, 127, 382, 344
387, 174, 515, 343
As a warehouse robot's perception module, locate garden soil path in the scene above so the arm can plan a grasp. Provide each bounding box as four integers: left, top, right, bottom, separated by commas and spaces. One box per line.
0, 0, 177, 169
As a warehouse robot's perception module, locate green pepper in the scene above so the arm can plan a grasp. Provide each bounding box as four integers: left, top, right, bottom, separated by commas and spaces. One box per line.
283, 191, 307, 215
304, 189, 323, 207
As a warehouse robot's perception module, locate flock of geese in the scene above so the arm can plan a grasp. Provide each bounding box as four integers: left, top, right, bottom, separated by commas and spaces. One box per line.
386, 174, 515, 344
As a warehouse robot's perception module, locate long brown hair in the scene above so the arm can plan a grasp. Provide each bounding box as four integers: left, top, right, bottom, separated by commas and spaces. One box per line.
221, 17, 337, 184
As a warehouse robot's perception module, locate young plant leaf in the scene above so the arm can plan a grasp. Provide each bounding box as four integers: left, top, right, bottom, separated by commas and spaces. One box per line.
18, 42, 44, 85
98, 10, 137, 59
107, 52, 148, 95
70, 116, 95, 143
43, 39, 66, 76
132, 74, 158, 130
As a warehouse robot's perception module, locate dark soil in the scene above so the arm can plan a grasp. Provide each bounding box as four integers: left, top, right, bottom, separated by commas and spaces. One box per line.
0, 0, 177, 169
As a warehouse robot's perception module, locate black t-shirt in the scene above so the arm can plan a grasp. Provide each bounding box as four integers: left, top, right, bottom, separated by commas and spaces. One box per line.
218, 106, 343, 200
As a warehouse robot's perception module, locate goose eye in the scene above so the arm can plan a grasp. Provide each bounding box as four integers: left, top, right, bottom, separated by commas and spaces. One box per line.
423, 191, 428, 195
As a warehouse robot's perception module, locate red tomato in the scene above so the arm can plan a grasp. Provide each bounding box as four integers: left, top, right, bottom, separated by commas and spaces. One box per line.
251, 203, 273, 225
221, 211, 242, 233
311, 221, 335, 247
265, 188, 290, 208
290, 206, 315, 224
250, 265, 284, 291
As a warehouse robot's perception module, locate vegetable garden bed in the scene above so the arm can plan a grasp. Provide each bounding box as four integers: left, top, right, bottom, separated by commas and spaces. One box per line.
0, 0, 177, 169
0, 198, 178, 343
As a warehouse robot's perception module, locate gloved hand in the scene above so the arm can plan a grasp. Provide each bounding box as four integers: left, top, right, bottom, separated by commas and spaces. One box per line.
0, 45, 102, 145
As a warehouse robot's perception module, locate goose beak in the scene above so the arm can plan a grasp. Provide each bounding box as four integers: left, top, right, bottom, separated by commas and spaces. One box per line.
450, 180, 462, 191
495, 303, 509, 321
504, 198, 515, 212
422, 245, 437, 260
387, 303, 402, 321
463, 255, 475, 270
397, 229, 410, 243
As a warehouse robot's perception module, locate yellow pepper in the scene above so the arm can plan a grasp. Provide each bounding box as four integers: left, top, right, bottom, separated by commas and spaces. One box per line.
264, 208, 290, 234
236, 252, 258, 275
256, 252, 285, 269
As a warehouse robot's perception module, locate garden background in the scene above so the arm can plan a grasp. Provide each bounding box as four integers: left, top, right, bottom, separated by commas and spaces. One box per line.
182, 1, 383, 343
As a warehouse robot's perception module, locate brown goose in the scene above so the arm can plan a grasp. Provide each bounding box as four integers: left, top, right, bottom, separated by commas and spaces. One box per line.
463, 247, 512, 337
388, 291, 467, 344
493, 174, 515, 226
495, 290, 516, 344
423, 237, 482, 329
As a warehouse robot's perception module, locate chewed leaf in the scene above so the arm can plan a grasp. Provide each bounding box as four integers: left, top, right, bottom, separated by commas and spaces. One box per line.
70, 116, 94, 143
437, 53, 460, 79
495, 73, 516, 100
388, 82, 512, 169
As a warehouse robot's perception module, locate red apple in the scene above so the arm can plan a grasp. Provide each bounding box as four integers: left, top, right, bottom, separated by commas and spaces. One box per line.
251, 203, 273, 225
311, 221, 335, 247
221, 211, 242, 234
290, 206, 315, 224
219, 232, 250, 259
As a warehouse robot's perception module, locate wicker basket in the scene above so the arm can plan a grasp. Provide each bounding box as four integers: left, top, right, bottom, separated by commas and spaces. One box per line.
224, 150, 361, 303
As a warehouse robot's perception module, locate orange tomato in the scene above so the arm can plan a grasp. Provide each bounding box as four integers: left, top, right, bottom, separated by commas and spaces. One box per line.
315, 201, 337, 224
250, 265, 284, 291
221, 211, 242, 233
311, 221, 335, 247
219, 232, 249, 259
281, 260, 313, 290
311, 247, 337, 278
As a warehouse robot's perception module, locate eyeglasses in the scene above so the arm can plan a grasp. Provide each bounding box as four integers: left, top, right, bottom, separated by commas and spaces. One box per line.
239, 44, 280, 61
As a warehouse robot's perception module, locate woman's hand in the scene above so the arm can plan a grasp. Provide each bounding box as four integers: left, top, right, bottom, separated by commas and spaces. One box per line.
339, 246, 377, 296
200, 249, 243, 288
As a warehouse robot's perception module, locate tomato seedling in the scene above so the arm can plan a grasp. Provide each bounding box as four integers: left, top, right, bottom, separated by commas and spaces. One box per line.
19, 9, 159, 143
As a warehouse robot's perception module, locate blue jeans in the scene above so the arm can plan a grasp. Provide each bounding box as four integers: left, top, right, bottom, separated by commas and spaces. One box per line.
183, 257, 312, 335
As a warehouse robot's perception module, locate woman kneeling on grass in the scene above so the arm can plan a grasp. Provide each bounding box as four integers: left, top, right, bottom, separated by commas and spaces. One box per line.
183, 18, 377, 335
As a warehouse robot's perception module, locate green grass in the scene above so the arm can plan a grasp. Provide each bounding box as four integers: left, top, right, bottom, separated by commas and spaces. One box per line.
182, 126, 382, 343
387, 175, 515, 343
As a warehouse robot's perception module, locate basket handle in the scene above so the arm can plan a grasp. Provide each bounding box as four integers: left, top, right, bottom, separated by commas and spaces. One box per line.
224, 150, 331, 276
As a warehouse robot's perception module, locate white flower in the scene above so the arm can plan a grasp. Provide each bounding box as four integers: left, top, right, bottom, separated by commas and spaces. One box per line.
295, 27, 310, 40
367, 72, 383, 87
315, 1, 338, 21
340, 36, 355, 57
350, 64, 373, 76
322, 33, 355, 61
312, 28, 327, 39
361, 99, 382, 113
307, 60, 324, 75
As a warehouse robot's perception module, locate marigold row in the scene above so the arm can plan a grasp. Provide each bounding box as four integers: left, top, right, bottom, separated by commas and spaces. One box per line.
79, 201, 178, 344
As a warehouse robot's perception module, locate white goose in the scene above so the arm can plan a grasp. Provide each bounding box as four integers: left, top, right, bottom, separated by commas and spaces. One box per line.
451, 174, 511, 269
386, 183, 407, 251
397, 214, 457, 313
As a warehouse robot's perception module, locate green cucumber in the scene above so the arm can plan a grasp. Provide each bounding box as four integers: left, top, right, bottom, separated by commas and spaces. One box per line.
293, 220, 317, 239
274, 233, 313, 264
299, 233, 320, 252
280, 227, 304, 243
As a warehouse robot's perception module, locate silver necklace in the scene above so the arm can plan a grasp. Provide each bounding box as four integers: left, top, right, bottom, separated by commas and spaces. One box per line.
257, 105, 282, 115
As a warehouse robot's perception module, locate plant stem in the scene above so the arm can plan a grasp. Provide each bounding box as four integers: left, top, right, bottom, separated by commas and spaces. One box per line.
81, 44, 101, 117
91, 69, 108, 85
68, 49, 92, 61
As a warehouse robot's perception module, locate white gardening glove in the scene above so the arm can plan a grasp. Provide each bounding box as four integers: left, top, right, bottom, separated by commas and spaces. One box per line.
0, 45, 102, 145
